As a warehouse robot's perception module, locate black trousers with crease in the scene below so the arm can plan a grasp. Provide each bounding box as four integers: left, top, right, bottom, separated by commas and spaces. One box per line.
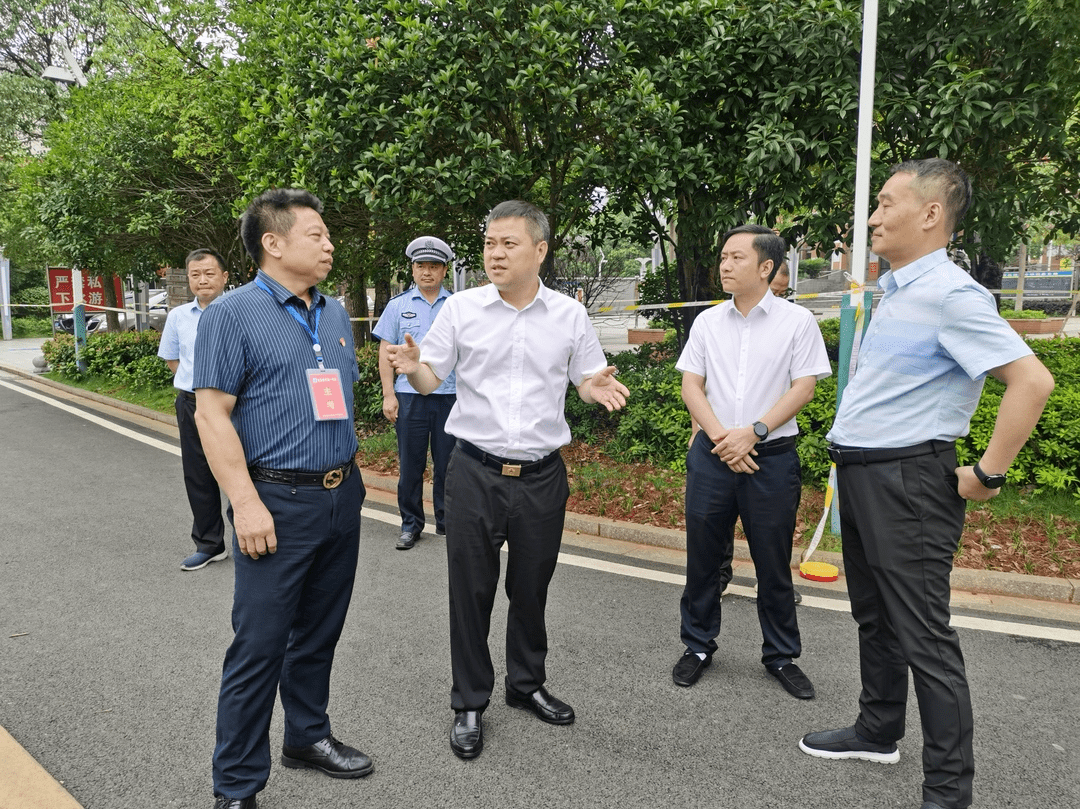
838, 446, 973, 809
443, 445, 569, 712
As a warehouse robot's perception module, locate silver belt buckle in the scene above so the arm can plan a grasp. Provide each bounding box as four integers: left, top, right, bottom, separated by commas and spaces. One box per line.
322, 467, 344, 489
501, 463, 522, 477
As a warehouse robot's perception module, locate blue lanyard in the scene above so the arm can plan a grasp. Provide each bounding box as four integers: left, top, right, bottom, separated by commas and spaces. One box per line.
255, 277, 326, 369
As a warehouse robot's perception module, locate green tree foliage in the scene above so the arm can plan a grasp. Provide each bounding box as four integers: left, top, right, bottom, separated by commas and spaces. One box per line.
8, 0, 245, 326
599, 0, 863, 341
228, 0, 622, 288
872, 0, 1080, 288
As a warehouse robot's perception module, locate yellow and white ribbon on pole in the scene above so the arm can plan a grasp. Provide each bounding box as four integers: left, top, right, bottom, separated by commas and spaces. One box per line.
799, 463, 839, 582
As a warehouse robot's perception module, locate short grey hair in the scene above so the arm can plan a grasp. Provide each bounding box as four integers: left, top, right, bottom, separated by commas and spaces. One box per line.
892, 158, 972, 233
485, 200, 549, 244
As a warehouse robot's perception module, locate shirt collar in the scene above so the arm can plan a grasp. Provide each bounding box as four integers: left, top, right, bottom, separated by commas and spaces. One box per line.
255, 270, 324, 308
408, 284, 451, 303
723, 288, 774, 318
880, 247, 950, 292
480, 277, 550, 310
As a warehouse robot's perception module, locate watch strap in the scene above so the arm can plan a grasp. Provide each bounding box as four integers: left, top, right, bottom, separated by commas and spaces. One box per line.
973, 461, 1007, 489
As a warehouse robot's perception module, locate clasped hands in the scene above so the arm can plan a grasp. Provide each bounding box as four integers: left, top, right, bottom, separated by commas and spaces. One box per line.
709, 425, 760, 474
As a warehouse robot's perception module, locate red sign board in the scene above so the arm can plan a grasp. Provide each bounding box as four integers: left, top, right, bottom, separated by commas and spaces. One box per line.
47, 267, 124, 313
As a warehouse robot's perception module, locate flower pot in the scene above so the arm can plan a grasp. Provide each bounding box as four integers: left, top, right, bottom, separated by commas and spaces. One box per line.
627, 328, 666, 344
1004, 318, 1064, 335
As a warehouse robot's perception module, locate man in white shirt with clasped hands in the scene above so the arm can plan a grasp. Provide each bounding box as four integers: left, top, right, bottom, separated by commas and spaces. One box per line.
387, 200, 628, 762
672, 224, 831, 700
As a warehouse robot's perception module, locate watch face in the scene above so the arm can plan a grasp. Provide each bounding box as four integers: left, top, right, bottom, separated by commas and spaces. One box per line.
753, 422, 768, 439
984, 474, 1007, 488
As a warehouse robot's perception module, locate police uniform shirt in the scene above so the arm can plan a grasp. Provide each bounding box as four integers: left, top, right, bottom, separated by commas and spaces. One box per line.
372, 285, 456, 395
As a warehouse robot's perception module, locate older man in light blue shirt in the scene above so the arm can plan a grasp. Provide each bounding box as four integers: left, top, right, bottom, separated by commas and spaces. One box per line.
799, 159, 1054, 809
158, 248, 229, 571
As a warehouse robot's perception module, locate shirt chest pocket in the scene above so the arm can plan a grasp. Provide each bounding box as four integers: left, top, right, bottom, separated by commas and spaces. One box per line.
400, 312, 423, 338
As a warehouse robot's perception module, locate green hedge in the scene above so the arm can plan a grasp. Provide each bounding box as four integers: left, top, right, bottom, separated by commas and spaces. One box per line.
42, 331, 174, 390
565, 329, 1080, 496
353, 340, 385, 427
45, 327, 1080, 498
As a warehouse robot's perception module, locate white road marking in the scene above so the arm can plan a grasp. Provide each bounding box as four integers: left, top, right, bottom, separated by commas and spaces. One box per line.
9, 378, 1078, 645
555, 551, 1080, 644
0, 379, 180, 456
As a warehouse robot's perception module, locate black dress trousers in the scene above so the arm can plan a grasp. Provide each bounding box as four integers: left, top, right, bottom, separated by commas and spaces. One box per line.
837, 447, 973, 809
443, 444, 569, 712
175, 390, 225, 554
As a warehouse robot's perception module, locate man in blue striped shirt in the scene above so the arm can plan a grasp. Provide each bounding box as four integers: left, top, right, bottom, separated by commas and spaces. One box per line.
799, 159, 1055, 809
194, 189, 371, 809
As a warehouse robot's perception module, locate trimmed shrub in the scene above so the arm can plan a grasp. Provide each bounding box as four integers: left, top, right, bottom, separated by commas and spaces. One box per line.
353, 340, 384, 428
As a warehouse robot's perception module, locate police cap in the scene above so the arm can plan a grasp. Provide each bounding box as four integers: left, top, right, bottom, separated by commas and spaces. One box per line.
406, 236, 454, 265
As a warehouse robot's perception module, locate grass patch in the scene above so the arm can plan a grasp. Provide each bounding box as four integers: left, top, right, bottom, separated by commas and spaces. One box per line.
42, 372, 177, 414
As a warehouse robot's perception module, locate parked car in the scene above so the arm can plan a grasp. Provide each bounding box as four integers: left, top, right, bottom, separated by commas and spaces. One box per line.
53, 291, 168, 334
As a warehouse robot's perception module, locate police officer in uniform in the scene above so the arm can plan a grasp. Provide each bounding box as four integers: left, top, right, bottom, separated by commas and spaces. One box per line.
374, 237, 457, 550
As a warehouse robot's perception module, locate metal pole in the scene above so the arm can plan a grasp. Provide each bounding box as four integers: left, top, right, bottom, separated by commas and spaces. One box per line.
849, 0, 879, 286
832, 0, 879, 534
788, 246, 799, 296
1, 253, 12, 341
72, 269, 87, 372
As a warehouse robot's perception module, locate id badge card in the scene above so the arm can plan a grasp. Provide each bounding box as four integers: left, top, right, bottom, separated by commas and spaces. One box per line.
306, 369, 349, 420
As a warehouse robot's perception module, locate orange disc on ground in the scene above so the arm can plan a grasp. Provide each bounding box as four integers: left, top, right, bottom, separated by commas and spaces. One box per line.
799, 561, 839, 582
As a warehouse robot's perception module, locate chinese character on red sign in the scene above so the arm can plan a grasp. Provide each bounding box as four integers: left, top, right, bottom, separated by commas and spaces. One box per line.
47, 268, 124, 313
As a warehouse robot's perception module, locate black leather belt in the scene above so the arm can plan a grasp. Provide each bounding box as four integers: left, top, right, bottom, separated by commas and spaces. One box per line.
698, 434, 795, 457
178, 390, 196, 401
752, 436, 796, 457
828, 440, 954, 466
249, 459, 355, 489
457, 440, 560, 477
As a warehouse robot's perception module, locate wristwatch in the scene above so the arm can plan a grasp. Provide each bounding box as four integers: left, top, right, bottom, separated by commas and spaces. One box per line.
752, 421, 770, 441
973, 461, 1007, 490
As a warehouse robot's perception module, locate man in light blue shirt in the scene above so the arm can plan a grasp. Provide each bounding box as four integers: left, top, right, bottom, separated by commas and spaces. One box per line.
373, 236, 457, 550
158, 248, 229, 571
799, 159, 1055, 809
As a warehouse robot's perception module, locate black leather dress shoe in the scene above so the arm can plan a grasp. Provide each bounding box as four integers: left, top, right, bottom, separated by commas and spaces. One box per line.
213, 796, 256, 809
767, 663, 816, 699
450, 710, 483, 759
672, 650, 712, 687
505, 685, 575, 724
281, 734, 373, 778
396, 531, 418, 550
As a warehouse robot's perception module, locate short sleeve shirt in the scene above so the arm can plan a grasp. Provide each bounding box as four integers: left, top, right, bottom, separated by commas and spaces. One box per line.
676, 292, 832, 438
157, 299, 210, 393
418, 280, 607, 460
193, 271, 360, 471
828, 248, 1032, 448
372, 285, 456, 394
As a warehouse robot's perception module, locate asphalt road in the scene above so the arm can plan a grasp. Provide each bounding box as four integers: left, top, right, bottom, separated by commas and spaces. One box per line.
1, 371, 1078, 809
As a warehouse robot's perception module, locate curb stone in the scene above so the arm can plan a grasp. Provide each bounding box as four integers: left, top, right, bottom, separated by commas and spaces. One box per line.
3, 360, 1076, 605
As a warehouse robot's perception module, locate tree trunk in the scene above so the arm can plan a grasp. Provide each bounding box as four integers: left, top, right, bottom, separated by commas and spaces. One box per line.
673, 187, 719, 345
970, 251, 1003, 309
104, 276, 121, 332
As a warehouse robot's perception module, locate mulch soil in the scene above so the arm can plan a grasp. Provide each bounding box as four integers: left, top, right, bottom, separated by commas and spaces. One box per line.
357, 438, 1080, 581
